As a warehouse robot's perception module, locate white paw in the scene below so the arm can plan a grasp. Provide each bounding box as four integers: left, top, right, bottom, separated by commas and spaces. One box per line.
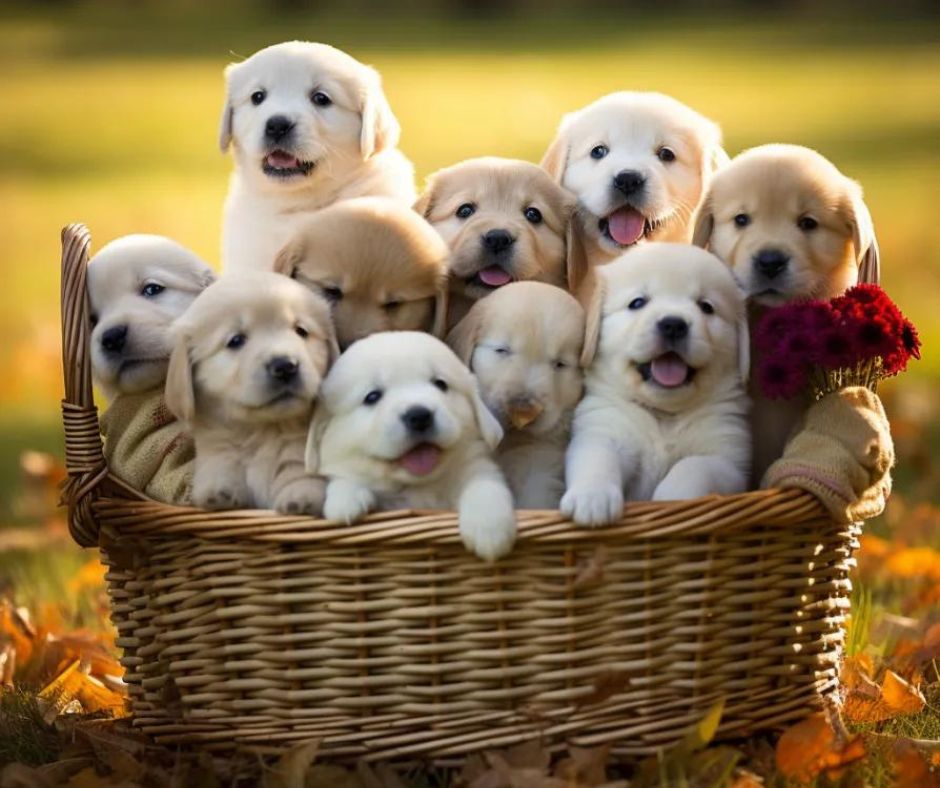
323, 479, 375, 524
198, 487, 248, 510
560, 484, 623, 527
459, 495, 517, 562
273, 478, 326, 516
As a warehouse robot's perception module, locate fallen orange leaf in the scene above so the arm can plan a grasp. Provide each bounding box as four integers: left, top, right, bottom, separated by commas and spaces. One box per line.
775, 712, 865, 783
882, 670, 926, 716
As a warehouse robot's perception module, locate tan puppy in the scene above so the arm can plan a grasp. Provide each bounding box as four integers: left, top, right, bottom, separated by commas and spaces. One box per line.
88, 234, 216, 398
166, 273, 338, 514
220, 42, 415, 273
415, 156, 587, 327
692, 143, 880, 479
274, 197, 449, 348
541, 92, 727, 267
306, 332, 516, 561
562, 244, 750, 525
448, 282, 585, 509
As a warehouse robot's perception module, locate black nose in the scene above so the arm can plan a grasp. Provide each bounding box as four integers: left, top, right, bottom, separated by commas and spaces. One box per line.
657, 316, 689, 342
401, 406, 434, 434
753, 249, 790, 279
265, 115, 295, 142
481, 229, 515, 254
613, 169, 646, 196
267, 356, 299, 383
100, 325, 127, 355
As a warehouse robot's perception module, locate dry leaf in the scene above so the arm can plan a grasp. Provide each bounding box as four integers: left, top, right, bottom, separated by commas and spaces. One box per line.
892, 739, 940, 788
262, 740, 320, 788
775, 712, 865, 783
553, 744, 610, 785
882, 669, 927, 716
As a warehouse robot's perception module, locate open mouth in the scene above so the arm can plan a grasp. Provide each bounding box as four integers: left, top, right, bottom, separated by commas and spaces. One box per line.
397, 442, 442, 477
598, 206, 664, 247
262, 150, 315, 178
468, 265, 513, 290
636, 352, 696, 388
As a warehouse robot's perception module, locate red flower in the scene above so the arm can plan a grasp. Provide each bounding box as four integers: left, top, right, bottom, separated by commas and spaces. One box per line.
817, 326, 858, 369
757, 357, 808, 400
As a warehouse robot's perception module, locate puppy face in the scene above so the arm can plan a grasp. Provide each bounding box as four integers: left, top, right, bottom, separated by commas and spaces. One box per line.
87, 235, 215, 397
448, 282, 584, 437
308, 332, 501, 485
693, 144, 879, 306
274, 197, 449, 349
541, 92, 727, 255
583, 243, 748, 414
219, 41, 399, 193
416, 157, 584, 302
166, 272, 338, 426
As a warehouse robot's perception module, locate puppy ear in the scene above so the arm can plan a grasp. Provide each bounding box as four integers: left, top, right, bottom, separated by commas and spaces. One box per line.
218, 66, 235, 153
164, 331, 195, 424
446, 307, 482, 368
691, 198, 714, 249
273, 236, 305, 277
326, 324, 341, 368
737, 309, 751, 384
705, 145, 730, 178
431, 278, 450, 339
540, 132, 569, 182
359, 69, 401, 160
847, 185, 881, 285
304, 405, 330, 475
578, 269, 605, 368
413, 181, 435, 219
468, 375, 503, 451
565, 211, 590, 294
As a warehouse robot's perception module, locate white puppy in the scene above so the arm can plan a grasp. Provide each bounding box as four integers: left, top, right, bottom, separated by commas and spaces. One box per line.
219, 41, 415, 273
447, 282, 584, 509
166, 272, 338, 514
306, 332, 516, 561
541, 92, 727, 267
87, 234, 215, 398
562, 244, 751, 525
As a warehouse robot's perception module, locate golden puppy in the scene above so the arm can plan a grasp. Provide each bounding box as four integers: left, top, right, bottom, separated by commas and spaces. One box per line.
562, 244, 750, 525
415, 156, 587, 327
692, 143, 880, 479
448, 282, 585, 509
165, 272, 338, 514
88, 234, 215, 398
541, 92, 727, 267
306, 331, 516, 561
220, 41, 416, 273
274, 197, 449, 348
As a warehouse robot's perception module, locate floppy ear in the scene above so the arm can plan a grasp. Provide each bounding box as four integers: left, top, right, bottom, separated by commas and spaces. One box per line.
540, 131, 569, 182
359, 70, 401, 160
704, 145, 730, 179
431, 278, 449, 339
691, 198, 714, 249
578, 270, 605, 368
164, 332, 195, 424
413, 181, 435, 219
218, 66, 235, 153
848, 186, 880, 285
326, 324, 341, 368
737, 309, 751, 384
565, 212, 590, 295
467, 374, 503, 451
446, 307, 483, 368
273, 236, 306, 277
304, 405, 331, 475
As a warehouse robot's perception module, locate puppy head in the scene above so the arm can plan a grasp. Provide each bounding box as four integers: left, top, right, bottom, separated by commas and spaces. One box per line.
165, 272, 337, 426
583, 243, 748, 414
87, 235, 215, 398
416, 157, 586, 302
274, 197, 449, 348
447, 282, 584, 437
307, 331, 501, 485
219, 41, 400, 193
541, 91, 727, 253
693, 144, 879, 305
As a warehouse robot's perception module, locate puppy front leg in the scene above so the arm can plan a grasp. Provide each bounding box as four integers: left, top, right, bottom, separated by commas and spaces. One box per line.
652, 455, 748, 501
561, 433, 625, 526
269, 447, 327, 516
323, 477, 377, 525
193, 449, 250, 510
456, 463, 517, 562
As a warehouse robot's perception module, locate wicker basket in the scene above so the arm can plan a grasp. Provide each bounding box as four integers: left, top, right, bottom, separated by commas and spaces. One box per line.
60, 223, 860, 760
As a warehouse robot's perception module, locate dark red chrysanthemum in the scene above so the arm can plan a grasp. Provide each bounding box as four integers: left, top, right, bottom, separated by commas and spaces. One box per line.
757, 358, 808, 400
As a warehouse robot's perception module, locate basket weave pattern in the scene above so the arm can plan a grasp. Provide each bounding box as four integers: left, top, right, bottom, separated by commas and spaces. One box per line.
60, 224, 857, 758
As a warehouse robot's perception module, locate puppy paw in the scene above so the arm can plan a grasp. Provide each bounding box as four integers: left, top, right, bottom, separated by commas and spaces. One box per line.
273, 477, 326, 516
458, 487, 517, 562
560, 484, 623, 527
323, 479, 376, 525
198, 487, 248, 510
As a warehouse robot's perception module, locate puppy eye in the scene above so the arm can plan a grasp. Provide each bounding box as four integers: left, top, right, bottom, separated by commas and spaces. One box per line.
227, 333, 247, 350
552, 359, 568, 370
140, 283, 165, 297
295, 325, 309, 339
590, 144, 608, 160
733, 213, 751, 228
494, 346, 511, 356
628, 297, 647, 310
383, 300, 402, 312
321, 286, 343, 303
798, 216, 819, 232
89, 313, 99, 328
433, 378, 449, 392
363, 389, 383, 405
523, 206, 543, 224
310, 91, 332, 107
698, 300, 715, 315
250, 89, 266, 106
657, 146, 676, 163
455, 203, 475, 219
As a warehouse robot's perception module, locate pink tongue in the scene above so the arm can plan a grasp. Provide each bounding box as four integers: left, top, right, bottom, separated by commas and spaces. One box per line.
650, 354, 688, 387
267, 151, 299, 169
607, 207, 646, 246
398, 444, 442, 476
478, 266, 512, 287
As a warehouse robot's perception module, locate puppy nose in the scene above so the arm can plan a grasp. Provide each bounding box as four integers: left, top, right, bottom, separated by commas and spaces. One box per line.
100, 325, 128, 355
613, 170, 646, 196
481, 229, 515, 254
266, 356, 299, 383
265, 115, 295, 142
401, 406, 434, 434
657, 316, 689, 342
753, 249, 790, 279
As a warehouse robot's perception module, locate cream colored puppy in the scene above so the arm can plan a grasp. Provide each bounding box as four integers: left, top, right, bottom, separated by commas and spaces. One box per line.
220, 41, 415, 273
274, 197, 449, 348
541, 92, 727, 268
166, 273, 338, 514
88, 235, 215, 398
415, 157, 587, 328
562, 244, 750, 525
448, 282, 584, 509
692, 144, 880, 479
306, 332, 516, 561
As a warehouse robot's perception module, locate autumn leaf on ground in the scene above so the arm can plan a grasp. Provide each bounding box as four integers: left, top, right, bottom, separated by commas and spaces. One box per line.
891, 738, 940, 788
775, 712, 865, 783
262, 740, 320, 788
